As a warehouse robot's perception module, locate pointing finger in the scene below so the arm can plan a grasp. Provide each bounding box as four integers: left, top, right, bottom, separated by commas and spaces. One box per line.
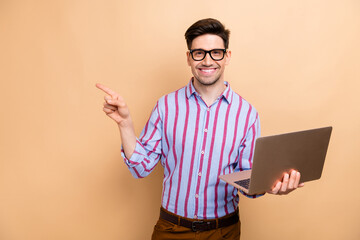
96, 83, 118, 98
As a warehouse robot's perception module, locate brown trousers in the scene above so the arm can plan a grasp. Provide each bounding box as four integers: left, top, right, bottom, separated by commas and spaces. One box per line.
151, 214, 241, 240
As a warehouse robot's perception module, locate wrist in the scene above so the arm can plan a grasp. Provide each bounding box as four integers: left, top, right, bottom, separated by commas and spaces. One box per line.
117, 117, 133, 128
117, 117, 136, 137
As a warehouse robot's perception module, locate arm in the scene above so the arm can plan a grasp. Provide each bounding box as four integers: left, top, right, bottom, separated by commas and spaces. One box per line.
236, 113, 264, 198
96, 83, 136, 158
96, 83, 162, 178
235, 112, 304, 196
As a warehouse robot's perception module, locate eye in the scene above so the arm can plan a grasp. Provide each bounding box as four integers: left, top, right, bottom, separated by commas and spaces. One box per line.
211, 50, 222, 56
194, 50, 204, 56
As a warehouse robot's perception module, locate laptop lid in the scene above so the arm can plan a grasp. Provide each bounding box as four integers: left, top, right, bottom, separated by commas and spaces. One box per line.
219, 126, 332, 195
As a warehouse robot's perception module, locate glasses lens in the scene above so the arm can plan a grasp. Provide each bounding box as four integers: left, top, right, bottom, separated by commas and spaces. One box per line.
210, 49, 225, 60
191, 49, 226, 61
192, 50, 205, 60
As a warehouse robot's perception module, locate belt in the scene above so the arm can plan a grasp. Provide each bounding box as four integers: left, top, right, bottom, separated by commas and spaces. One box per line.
159, 207, 239, 232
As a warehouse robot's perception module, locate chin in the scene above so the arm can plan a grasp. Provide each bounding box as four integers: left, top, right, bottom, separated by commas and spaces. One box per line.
197, 77, 219, 86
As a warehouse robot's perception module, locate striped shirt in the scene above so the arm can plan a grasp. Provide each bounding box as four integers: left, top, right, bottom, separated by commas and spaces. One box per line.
122, 79, 263, 219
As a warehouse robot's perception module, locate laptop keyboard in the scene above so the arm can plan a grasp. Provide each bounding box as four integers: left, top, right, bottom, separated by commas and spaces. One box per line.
235, 178, 250, 189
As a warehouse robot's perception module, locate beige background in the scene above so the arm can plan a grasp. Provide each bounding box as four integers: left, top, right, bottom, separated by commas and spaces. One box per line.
1, 0, 359, 239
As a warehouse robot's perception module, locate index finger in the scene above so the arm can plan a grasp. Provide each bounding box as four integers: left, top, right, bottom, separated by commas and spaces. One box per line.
268, 181, 281, 194
95, 83, 117, 97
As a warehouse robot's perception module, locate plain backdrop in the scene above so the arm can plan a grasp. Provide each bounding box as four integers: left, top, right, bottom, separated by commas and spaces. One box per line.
0, 0, 359, 239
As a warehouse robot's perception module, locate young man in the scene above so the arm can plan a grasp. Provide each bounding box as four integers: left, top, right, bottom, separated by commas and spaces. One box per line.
96, 18, 303, 240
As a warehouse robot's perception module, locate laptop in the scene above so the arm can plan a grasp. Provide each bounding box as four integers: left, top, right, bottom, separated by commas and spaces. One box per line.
219, 126, 332, 195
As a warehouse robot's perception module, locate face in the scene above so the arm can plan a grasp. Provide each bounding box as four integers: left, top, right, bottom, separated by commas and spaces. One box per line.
187, 34, 231, 87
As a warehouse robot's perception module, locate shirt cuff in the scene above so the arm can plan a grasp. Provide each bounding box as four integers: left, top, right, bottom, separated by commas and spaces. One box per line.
239, 190, 265, 199
121, 139, 144, 167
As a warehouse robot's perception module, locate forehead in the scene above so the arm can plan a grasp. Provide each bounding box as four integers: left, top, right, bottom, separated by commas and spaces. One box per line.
191, 34, 225, 50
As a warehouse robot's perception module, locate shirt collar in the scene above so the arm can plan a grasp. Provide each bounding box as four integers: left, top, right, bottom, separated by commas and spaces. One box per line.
185, 78, 233, 104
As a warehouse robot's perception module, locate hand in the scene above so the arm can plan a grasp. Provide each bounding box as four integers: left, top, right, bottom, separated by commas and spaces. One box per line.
95, 83, 131, 125
267, 170, 305, 195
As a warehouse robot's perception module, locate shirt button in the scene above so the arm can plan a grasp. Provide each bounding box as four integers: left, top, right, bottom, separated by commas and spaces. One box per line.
204, 129, 208, 132
201, 151, 204, 155
198, 172, 202, 177
194, 215, 198, 219
207, 108, 210, 112
195, 194, 199, 198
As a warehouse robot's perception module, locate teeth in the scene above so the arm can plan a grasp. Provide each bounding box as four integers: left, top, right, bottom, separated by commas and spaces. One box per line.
201, 69, 215, 72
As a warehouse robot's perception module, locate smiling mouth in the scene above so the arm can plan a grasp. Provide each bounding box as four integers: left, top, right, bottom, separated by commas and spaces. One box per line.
198, 68, 217, 74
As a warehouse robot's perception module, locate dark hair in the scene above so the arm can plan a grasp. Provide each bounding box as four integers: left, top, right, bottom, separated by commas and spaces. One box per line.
185, 18, 230, 50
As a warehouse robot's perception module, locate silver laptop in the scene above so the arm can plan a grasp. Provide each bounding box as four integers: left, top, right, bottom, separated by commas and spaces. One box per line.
219, 126, 332, 195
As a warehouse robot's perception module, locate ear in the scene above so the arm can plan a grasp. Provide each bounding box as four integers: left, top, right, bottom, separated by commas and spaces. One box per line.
225, 50, 231, 65
186, 51, 191, 66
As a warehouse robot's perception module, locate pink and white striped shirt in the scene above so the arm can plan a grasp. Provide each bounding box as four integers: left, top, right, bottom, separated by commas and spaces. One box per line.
122, 79, 263, 219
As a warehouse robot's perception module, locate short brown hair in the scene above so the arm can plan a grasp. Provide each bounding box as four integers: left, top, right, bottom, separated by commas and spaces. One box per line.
184, 18, 230, 50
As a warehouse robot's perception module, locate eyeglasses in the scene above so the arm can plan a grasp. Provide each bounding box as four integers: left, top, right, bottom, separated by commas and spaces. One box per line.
189, 49, 227, 61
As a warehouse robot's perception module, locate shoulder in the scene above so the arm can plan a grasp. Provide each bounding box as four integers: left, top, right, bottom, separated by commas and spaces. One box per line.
153, 85, 188, 118
230, 91, 260, 130
232, 92, 258, 115
157, 85, 188, 106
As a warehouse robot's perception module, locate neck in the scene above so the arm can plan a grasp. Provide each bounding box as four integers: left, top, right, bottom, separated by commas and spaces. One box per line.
192, 78, 226, 106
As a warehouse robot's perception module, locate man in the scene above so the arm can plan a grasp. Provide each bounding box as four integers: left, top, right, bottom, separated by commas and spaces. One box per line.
96, 18, 303, 240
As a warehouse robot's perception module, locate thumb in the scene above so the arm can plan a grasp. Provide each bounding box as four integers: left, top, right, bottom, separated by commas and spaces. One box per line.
106, 98, 125, 108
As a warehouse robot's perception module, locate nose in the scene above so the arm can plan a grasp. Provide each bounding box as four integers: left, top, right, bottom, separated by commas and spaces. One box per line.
202, 52, 213, 66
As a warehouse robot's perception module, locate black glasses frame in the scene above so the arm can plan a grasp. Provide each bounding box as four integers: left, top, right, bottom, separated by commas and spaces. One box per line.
189, 48, 227, 61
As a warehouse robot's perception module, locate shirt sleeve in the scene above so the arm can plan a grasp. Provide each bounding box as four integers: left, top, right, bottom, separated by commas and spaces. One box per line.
121, 102, 162, 178
236, 112, 265, 198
